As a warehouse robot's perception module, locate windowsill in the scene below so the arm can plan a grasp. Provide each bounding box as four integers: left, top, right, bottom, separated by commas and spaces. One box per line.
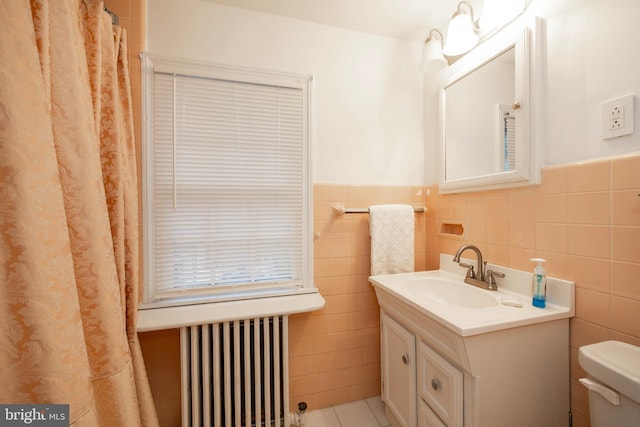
136, 290, 325, 332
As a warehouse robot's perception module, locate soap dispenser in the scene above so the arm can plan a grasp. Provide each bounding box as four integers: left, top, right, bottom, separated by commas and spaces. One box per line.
530, 258, 547, 308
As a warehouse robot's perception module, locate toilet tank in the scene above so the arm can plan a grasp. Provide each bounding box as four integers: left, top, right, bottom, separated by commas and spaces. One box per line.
578, 340, 640, 427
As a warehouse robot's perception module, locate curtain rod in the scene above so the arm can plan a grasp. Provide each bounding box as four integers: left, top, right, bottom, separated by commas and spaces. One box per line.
103, 5, 119, 25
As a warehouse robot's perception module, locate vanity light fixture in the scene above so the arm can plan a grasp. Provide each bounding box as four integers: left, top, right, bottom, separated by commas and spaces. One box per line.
420, 0, 531, 74
442, 1, 480, 57
420, 29, 448, 72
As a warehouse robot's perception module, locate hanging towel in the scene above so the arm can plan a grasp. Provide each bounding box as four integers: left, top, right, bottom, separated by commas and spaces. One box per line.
369, 204, 415, 275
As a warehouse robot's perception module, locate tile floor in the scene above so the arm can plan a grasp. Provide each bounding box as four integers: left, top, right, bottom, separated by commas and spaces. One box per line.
297, 396, 391, 427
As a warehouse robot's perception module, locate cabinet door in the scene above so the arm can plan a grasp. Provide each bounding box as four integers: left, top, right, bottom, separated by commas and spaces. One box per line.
382, 313, 417, 427
417, 341, 463, 427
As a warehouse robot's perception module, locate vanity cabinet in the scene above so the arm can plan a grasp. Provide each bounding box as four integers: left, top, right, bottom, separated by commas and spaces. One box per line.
373, 258, 573, 427
378, 306, 569, 427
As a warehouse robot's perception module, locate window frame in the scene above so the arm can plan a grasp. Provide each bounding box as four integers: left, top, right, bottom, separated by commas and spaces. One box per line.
140, 53, 314, 309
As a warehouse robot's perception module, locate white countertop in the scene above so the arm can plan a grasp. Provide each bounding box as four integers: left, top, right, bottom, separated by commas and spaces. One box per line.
369, 254, 575, 336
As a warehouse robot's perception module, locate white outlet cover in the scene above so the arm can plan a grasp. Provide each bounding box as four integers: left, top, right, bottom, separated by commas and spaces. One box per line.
602, 95, 635, 140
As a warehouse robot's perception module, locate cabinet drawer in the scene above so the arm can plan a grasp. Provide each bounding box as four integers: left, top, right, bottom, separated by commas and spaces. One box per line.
419, 399, 447, 427
417, 341, 463, 427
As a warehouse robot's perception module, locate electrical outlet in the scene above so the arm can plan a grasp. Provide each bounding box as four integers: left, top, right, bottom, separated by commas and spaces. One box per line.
610, 105, 624, 130
610, 105, 622, 120
602, 95, 635, 140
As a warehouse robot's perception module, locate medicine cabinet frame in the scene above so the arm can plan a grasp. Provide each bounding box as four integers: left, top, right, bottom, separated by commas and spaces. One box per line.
439, 17, 543, 194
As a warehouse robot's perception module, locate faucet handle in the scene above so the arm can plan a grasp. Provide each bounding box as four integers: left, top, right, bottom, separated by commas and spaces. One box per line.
459, 262, 476, 278
485, 270, 505, 286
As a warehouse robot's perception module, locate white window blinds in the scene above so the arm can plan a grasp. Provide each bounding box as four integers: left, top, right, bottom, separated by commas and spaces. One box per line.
143, 56, 312, 306
504, 112, 516, 171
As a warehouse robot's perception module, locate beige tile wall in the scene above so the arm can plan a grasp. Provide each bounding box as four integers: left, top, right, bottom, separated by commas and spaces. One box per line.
139, 329, 181, 427
426, 154, 640, 427
288, 184, 427, 410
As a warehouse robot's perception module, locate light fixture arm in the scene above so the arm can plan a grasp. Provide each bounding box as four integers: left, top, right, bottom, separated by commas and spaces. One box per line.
421, 28, 449, 71
424, 29, 444, 45
453, 1, 479, 31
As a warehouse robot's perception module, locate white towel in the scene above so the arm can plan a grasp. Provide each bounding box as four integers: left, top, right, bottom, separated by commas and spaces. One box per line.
369, 204, 415, 275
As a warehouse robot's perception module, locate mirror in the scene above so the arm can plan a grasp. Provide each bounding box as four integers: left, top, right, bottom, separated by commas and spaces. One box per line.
439, 23, 540, 194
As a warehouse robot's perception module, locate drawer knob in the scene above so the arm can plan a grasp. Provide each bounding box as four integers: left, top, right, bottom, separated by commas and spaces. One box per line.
431, 378, 441, 391
402, 354, 410, 364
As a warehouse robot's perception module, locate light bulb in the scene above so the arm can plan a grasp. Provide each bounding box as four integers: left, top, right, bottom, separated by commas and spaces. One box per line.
443, 12, 479, 56
420, 34, 447, 73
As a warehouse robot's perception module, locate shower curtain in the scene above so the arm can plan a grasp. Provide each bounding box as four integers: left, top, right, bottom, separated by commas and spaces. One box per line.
0, 1, 158, 425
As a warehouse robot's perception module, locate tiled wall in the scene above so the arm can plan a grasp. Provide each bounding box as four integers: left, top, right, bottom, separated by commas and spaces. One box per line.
426, 155, 640, 427
288, 184, 427, 409
139, 328, 181, 426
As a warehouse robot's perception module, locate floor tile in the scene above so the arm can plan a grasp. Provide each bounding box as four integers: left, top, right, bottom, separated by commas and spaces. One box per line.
366, 396, 391, 426
300, 396, 389, 427
334, 400, 382, 426
304, 407, 341, 427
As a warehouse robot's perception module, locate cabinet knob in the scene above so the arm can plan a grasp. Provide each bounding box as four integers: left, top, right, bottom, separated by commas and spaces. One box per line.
431, 378, 441, 391
402, 354, 410, 364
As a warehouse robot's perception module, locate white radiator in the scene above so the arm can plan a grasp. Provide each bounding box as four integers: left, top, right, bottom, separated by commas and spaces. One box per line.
180, 315, 289, 427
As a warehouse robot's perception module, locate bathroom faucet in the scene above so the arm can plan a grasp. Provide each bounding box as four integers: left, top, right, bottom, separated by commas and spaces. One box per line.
453, 244, 485, 279
453, 244, 504, 291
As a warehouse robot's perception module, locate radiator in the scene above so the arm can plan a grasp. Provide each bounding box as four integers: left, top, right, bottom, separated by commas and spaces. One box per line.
180, 315, 289, 427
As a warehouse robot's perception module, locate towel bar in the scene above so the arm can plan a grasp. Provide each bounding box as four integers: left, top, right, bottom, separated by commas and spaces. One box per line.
332, 204, 426, 215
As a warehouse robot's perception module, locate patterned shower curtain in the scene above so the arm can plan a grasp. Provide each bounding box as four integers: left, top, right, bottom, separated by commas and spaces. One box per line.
0, 1, 158, 425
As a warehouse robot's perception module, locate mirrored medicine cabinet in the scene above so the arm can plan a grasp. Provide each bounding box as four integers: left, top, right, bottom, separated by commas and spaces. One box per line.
439, 18, 542, 194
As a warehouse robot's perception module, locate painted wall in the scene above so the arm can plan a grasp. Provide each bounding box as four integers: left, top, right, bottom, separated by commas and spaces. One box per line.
148, 0, 640, 188
147, 0, 425, 186
425, 0, 640, 185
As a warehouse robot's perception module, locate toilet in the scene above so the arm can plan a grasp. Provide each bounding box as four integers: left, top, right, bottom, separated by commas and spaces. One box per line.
578, 340, 640, 427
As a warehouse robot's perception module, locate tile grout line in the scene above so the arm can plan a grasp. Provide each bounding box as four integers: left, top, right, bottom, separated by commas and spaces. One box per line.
364, 398, 378, 426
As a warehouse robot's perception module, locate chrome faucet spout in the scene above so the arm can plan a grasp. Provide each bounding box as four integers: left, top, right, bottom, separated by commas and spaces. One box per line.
453, 244, 485, 281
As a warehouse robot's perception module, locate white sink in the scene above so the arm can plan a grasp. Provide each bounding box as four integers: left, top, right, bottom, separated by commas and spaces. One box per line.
405, 278, 499, 308
369, 254, 575, 336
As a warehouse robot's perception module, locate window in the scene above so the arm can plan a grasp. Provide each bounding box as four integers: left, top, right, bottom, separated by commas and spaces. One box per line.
503, 111, 516, 171
497, 104, 516, 172
141, 54, 312, 308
